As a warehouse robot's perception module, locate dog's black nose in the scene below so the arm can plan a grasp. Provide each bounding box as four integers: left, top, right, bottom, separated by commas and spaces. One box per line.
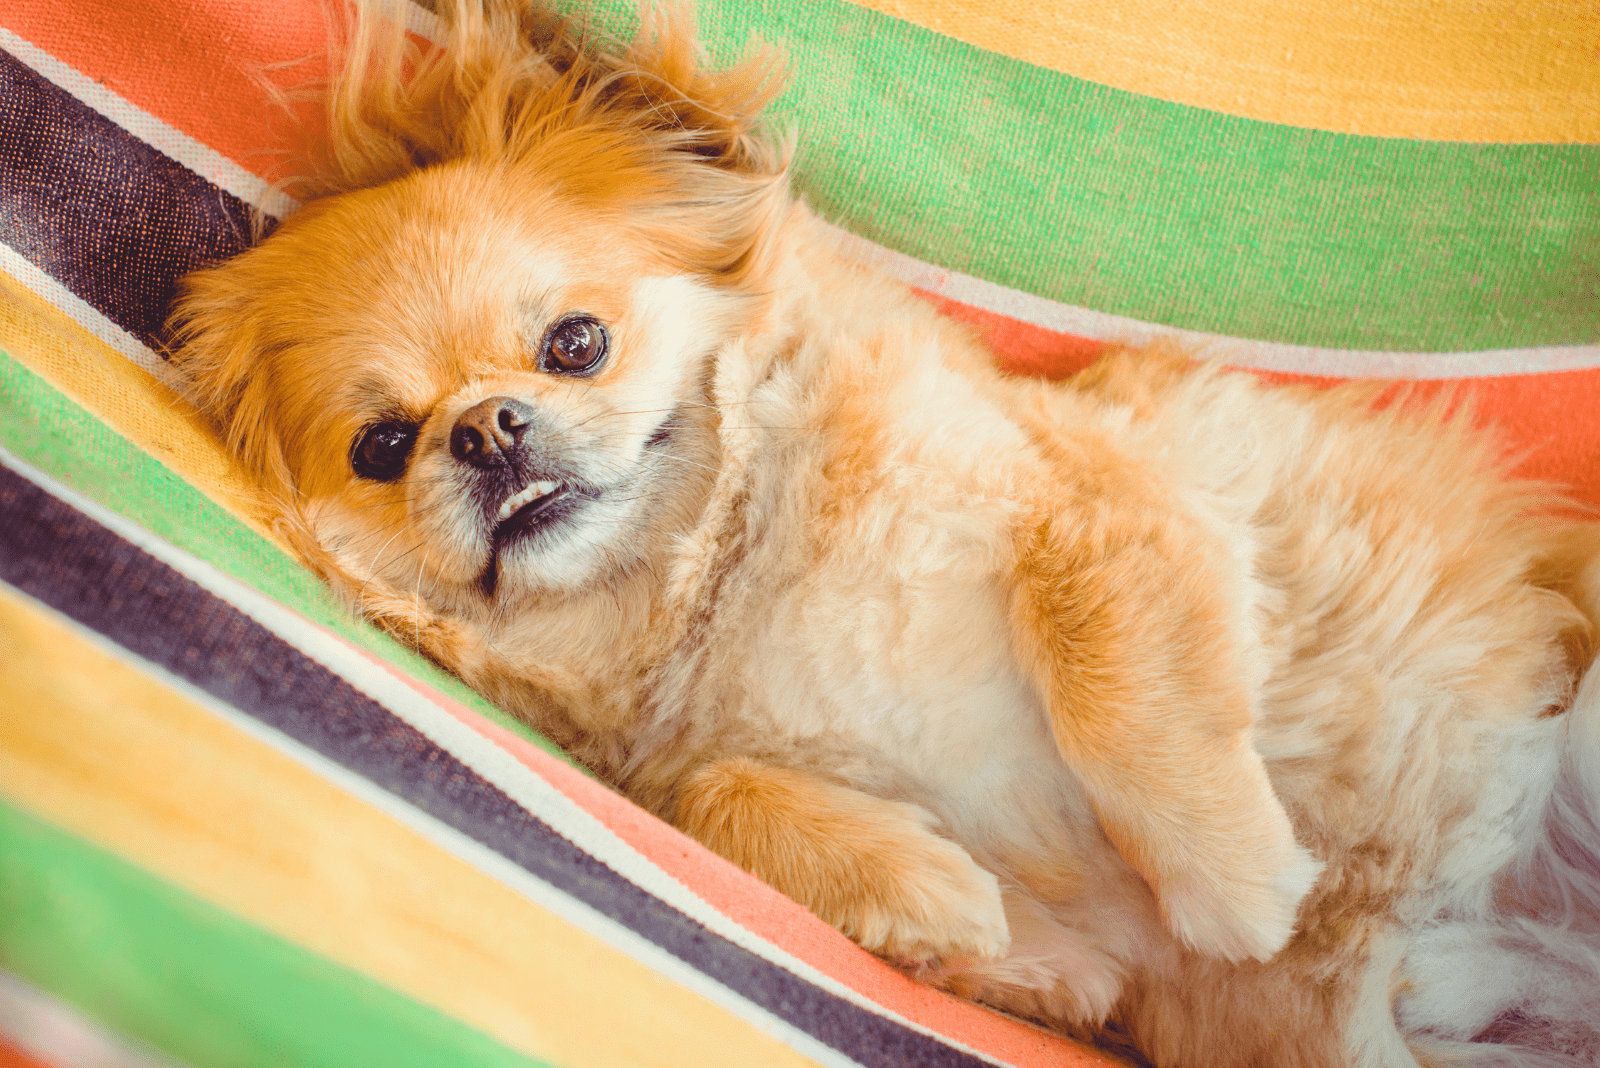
450, 396, 536, 468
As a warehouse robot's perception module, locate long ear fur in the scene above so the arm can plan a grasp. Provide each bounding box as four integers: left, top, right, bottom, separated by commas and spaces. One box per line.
165, 263, 304, 500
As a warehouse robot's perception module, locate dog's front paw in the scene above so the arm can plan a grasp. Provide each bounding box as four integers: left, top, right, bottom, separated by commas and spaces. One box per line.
1160, 840, 1323, 962
676, 760, 1010, 973
840, 828, 1011, 973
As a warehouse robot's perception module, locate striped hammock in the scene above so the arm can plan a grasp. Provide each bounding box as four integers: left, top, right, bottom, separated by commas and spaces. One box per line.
1, 0, 1595, 1066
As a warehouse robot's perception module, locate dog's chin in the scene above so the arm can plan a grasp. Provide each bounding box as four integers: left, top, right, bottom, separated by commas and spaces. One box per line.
477, 480, 605, 599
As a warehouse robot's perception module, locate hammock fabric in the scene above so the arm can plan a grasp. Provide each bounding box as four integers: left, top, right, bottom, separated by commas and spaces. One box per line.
0, 0, 1595, 1065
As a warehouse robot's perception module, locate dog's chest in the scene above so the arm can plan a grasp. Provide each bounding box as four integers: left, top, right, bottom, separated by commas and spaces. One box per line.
729, 486, 1079, 840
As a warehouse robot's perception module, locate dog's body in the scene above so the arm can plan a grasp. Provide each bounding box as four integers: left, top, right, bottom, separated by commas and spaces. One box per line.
171, 3, 1600, 1064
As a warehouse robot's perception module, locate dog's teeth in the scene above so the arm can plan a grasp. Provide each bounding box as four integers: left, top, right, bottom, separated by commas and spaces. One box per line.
496, 480, 562, 522
497, 488, 533, 522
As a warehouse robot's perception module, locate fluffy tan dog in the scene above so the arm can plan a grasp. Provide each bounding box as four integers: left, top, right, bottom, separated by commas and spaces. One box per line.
170, 2, 1600, 1064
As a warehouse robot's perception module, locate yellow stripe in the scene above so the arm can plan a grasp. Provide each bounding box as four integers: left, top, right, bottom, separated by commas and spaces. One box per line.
849, 0, 1600, 143
0, 270, 283, 546
0, 589, 821, 1068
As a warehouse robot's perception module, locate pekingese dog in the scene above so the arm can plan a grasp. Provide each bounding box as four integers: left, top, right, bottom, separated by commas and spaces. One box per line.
170, 2, 1600, 1064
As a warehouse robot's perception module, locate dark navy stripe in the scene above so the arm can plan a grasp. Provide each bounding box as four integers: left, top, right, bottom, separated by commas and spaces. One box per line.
0, 457, 992, 1068
0, 48, 253, 350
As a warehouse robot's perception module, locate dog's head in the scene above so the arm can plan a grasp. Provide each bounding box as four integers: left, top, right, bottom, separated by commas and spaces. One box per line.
170, 0, 787, 613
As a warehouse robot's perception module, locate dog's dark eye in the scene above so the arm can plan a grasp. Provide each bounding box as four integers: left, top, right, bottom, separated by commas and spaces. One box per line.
351, 421, 419, 481
542, 316, 608, 375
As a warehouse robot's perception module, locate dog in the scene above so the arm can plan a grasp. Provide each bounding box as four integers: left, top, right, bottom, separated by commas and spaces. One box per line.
168, 2, 1600, 1063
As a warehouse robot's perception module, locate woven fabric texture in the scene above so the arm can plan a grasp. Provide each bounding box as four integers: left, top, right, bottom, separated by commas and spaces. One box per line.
0, 0, 1595, 1066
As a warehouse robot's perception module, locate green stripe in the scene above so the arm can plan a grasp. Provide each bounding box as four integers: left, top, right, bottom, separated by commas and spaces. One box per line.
574, 0, 1598, 351
0, 349, 577, 768
0, 800, 549, 1068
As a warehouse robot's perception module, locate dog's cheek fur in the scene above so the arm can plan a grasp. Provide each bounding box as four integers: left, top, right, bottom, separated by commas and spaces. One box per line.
598, 276, 747, 445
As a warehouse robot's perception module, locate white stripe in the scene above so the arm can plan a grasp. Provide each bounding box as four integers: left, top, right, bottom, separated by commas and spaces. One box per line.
821, 220, 1600, 381
0, 447, 1013, 1068
0, 27, 299, 220
1, 585, 875, 1068
0, 240, 174, 383
404, 0, 444, 42
0, 970, 187, 1068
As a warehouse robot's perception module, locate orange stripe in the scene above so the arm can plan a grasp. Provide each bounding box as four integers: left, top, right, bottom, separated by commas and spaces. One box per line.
927, 292, 1600, 509
1, 0, 323, 182
0, 1039, 56, 1068
1294, 368, 1600, 510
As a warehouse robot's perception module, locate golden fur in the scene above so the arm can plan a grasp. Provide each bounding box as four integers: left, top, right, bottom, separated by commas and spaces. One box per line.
170, 3, 1600, 1064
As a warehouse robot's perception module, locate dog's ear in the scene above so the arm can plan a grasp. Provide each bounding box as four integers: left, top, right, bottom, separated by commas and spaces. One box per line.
1009, 448, 1322, 963
166, 200, 354, 501
167, 259, 296, 501
560, 1, 792, 284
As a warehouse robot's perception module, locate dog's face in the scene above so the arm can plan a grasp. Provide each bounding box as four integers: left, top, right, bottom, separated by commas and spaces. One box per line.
177, 161, 750, 612
170, 0, 789, 622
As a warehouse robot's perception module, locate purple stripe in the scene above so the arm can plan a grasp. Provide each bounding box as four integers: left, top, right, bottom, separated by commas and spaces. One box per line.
0, 47, 252, 350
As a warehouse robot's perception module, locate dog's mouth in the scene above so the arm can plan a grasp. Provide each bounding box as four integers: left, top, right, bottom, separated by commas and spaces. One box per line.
495, 479, 567, 530
478, 478, 597, 597
470, 411, 683, 598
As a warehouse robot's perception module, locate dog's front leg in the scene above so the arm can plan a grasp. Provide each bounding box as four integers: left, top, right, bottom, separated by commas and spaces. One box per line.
676, 757, 1011, 971
1009, 503, 1321, 964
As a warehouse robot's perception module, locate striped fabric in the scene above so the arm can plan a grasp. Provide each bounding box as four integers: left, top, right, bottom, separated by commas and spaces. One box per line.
0, 0, 1593, 1066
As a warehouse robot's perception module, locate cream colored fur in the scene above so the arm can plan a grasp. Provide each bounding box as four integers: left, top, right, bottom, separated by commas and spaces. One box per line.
168, 3, 1600, 1064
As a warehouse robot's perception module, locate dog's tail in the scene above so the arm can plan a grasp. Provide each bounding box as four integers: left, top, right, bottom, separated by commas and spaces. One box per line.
1532, 655, 1600, 924
1455, 655, 1600, 1065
